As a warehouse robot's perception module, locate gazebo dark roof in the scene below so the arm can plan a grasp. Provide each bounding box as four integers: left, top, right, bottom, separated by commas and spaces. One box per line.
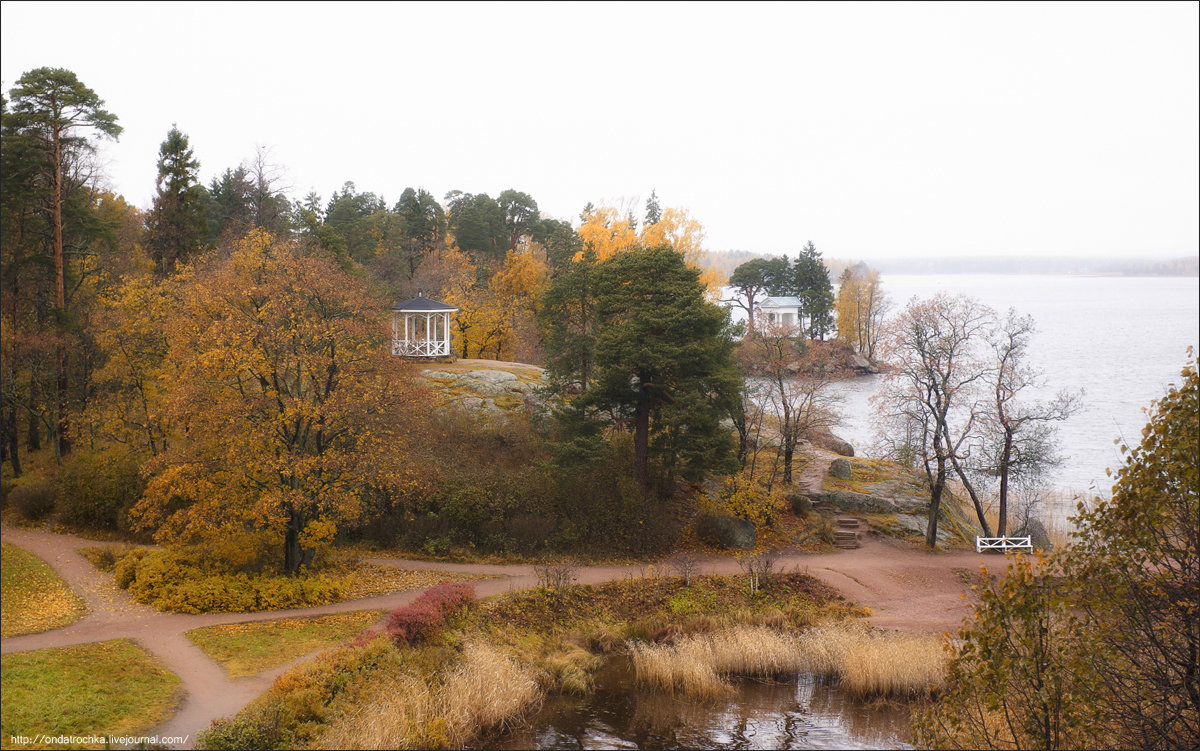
391, 294, 457, 312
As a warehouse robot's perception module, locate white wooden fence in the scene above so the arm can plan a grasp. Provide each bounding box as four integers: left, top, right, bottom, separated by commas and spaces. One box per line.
975, 536, 1033, 554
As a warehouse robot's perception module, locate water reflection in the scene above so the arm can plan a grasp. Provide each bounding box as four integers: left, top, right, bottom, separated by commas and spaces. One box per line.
488, 659, 912, 750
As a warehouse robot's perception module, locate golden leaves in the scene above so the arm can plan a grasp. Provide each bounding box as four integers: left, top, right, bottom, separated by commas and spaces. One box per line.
576, 204, 718, 297
0, 543, 87, 637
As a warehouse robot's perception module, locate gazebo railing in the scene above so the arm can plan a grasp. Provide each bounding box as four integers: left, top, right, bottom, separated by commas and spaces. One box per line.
392, 338, 450, 357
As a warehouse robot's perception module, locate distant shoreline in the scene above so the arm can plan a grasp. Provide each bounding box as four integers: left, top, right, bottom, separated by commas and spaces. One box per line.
702, 250, 1199, 280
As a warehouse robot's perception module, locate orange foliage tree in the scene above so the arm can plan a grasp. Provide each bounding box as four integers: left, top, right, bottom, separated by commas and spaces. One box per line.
443, 245, 549, 361
576, 204, 720, 295
131, 230, 432, 574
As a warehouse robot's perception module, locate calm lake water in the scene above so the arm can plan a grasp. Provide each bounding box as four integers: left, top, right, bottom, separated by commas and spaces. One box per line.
731, 274, 1199, 499
827, 274, 1199, 499
489, 659, 912, 750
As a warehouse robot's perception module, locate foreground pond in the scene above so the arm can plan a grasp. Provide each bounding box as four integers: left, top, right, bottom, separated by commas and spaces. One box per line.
488, 658, 913, 750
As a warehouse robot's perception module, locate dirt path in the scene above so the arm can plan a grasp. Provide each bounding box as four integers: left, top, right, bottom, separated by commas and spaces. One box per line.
1, 524, 1012, 749
795, 441, 838, 497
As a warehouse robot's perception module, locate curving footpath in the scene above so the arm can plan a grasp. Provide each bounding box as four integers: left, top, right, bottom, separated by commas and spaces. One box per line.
1, 523, 1013, 749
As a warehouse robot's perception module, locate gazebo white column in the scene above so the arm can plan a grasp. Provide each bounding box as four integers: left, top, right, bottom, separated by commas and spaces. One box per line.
390, 293, 458, 358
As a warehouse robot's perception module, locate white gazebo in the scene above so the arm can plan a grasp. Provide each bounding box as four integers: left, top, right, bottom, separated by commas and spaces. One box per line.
391, 294, 458, 357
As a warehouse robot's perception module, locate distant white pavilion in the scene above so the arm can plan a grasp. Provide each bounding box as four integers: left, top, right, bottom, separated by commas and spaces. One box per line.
391, 293, 458, 357
757, 296, 802, 330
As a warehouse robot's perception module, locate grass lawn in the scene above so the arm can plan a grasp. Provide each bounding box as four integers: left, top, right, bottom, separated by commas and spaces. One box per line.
1, 542, 86, 637
0, 639, 182, 749
186, 610, 384, 678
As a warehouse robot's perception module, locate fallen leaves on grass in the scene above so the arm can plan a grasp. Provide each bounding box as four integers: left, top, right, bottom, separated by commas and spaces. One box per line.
1, 542, 86, 638
187, 611, 385, 677
1, 639, 182, 748
340, 563, 483, 601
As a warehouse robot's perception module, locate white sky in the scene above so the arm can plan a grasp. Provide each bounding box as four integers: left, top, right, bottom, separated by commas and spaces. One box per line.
2, 1, 1197, 260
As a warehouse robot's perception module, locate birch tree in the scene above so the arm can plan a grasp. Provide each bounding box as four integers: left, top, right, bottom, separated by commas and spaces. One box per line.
875, 294, 995, 546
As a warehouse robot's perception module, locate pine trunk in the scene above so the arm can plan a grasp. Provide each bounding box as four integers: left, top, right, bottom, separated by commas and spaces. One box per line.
52, 127, 70, 458
634, 376, 650, 492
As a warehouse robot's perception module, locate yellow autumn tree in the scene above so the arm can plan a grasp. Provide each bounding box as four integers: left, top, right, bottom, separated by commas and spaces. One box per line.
442, 244, 549, 362
440, 245, 506, 359
576, 204, 720, 296
489, 246, 550, 362
82, 274, 179, 456
132, 230, 433, 574
835, 266, 889, 360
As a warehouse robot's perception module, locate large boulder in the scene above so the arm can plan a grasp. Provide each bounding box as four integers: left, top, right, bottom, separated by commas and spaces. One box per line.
806, 429, 855, 457
861, 478, 931, 514
811, 489, 897, 514
785, 492, 813, 516
1014, 518, 1053, 551
695, 513, 756, 550
828, 458, 853, 480
848, 352, 880, 374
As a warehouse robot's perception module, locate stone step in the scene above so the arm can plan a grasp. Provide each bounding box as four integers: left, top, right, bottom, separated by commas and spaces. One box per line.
836, 517, 859, 529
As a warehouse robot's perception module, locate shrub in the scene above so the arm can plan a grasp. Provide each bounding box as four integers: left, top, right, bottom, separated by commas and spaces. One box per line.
113, 549, 346, 614
504, 513, 556, 552
694, 512, 756, 550
199, 712, 282, 751
386, 582, 476, 646
79, 545, 130, 572
9, 478, 57, 521
532, 558, 578, 593
58, 449, 145, 531
716, 470, 788, 528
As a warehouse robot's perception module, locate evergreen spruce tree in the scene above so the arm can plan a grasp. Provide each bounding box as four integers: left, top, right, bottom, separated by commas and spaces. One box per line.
146, 125, 207, 274
794, 241, 835, 339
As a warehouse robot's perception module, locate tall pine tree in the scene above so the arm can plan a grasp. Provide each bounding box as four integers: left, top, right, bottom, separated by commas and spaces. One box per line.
567, 245, 742, 490
8, 68, 121, 457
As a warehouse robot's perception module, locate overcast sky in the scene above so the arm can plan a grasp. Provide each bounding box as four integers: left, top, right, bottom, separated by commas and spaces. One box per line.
2, 1, 1197, 260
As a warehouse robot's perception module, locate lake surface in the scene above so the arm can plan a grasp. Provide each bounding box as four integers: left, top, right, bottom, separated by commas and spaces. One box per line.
732, 274, 1200, 499
489, 659, 913, 750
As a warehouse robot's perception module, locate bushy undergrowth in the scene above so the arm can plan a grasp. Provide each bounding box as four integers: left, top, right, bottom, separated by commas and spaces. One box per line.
57, 448, 146, 531
199, 634, 406, 749
113, 548, 346, 614
385, 582, 476, 645
346, 417, 691, 559
8, 477, 58, 521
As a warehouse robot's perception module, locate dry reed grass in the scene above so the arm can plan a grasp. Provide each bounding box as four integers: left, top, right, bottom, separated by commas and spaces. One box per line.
317, 672, 434, 749
631, 622, 949, 700
316, 641, 541, 749
632, 625, 807, 699
799, 622, 948, 698
439, 641, 542, 747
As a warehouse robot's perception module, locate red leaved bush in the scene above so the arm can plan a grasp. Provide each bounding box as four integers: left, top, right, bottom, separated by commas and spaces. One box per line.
386, 581, 476, 645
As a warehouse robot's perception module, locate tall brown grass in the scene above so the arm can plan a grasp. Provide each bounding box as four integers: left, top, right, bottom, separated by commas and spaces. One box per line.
631, 623, 948, 700
803, 622, 948, 698
316, 641, 541, 749
438, 641, 542, 747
